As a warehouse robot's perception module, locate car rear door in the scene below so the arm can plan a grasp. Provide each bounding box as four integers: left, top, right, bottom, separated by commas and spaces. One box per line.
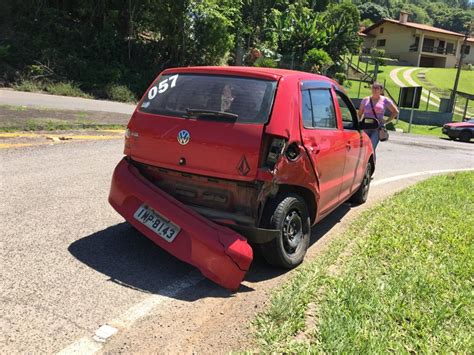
335, 90, 366, 200
300, 82, 346, 214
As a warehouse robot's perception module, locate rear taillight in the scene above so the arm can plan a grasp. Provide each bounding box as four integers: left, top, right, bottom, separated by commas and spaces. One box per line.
265, 137, 286, 169
124, 128, 131, 155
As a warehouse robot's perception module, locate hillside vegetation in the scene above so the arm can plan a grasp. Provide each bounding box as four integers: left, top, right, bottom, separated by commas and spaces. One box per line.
0, 1, 472, 100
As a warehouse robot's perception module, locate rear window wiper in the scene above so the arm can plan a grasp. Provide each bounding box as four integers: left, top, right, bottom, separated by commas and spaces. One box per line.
185, 108, 239, 120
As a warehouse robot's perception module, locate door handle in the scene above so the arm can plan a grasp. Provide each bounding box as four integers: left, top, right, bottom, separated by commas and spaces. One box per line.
309, 145, 320, 154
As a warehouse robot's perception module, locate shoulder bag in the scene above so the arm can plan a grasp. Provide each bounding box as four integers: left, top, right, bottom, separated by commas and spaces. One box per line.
370, 98, 389, 142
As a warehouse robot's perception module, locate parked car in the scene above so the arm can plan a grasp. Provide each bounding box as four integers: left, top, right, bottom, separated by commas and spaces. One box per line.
109, 66, 377, 290
442, 119, 474, 142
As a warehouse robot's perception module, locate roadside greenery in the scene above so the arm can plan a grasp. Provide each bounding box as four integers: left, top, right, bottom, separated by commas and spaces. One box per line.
252, 172, 474, 353
3, 1, 470, 101
389, 120, 444, 137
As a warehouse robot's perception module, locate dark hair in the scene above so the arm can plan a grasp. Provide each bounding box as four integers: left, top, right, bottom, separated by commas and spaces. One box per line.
371, 82, 384, 90
371, 81, 385, 95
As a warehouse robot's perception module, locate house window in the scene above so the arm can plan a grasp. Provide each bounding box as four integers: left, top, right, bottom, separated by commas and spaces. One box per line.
446, 42, 454, 55
463, 45, 471, 55
376, 39, 386, 47
380, 27, 384, 34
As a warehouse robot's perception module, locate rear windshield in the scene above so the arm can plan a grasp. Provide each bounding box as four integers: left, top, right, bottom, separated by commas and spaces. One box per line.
139, 74, 277, 124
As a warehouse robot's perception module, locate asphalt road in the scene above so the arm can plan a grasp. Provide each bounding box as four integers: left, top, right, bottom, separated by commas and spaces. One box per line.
0, 89, 135, 115
1, 134, 473, 353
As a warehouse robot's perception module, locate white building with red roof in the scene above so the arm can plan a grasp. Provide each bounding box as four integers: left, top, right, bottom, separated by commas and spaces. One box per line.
360, 11, 473, 68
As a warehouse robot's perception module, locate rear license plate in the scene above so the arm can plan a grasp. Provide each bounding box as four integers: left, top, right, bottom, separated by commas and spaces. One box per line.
133, 205, 180, 242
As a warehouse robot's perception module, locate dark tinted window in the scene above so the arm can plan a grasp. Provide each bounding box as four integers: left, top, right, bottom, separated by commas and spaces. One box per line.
336, 91, 357, 130
139, 74, 277, 124
302, 90, 313, 127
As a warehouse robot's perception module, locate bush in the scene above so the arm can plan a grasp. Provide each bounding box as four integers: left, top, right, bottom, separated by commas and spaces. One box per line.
254, 57, 277, 68
46, 82, 91, 98
463, 63, 473, 71
105, 84, 136, 103
12, 80, 43, 92
370, 48, 386, 66
303, 48, 333, 74
334, 72, 347, 85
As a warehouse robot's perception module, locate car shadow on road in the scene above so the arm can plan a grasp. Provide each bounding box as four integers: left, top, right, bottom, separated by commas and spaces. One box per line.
68, 202, 352, 299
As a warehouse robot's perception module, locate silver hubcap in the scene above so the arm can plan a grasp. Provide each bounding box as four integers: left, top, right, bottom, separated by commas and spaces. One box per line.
282, 211, 303, 255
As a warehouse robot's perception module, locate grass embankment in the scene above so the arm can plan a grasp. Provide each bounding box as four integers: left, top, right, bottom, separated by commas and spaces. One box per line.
253, 172, 474, 353
0, 105, 129, 132
388, 120, 444, 138
12, 80, 137, 103
424, 68, 474, 94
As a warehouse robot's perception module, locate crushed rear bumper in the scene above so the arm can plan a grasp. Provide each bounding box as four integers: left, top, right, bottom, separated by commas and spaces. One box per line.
108, 158, 253, 290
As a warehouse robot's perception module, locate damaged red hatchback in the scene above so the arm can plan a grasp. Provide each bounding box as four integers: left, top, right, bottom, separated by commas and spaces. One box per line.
109, 66, 376, 290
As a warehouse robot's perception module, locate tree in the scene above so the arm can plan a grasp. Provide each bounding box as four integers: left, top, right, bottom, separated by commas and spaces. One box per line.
357, 2, 391, 23
431, 8, 473, 33
323, 2, 362, 59
397, 5, 432, 24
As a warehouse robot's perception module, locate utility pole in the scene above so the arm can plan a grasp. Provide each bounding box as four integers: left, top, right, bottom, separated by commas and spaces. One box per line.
449, 21, 472, 115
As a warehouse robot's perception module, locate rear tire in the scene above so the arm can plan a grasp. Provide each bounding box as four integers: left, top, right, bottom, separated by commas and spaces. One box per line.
259, 193, 310, 268
459, 130, 472, 142
349, 160, 372, 205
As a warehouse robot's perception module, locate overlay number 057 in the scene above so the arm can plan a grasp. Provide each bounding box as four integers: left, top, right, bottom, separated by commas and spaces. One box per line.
148, 74, 179, 100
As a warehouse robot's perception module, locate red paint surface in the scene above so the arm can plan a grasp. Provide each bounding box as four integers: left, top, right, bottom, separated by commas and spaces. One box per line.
111, 66, 374, 290
109, 159, 253, 290
444, 122, 474, 128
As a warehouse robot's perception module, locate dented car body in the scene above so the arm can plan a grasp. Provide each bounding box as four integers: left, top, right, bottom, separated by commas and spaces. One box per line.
109, 66, 375, 290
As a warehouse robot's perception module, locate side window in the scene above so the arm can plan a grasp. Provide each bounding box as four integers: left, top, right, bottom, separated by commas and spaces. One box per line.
309, 89, 337, 129
302, 90, 313, 128
336, 91, 359, 130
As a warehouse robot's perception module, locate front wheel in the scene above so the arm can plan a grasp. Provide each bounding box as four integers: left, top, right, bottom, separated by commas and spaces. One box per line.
349, 160, 372, 205
459, 130, 472, 143
259, 194, 311, 268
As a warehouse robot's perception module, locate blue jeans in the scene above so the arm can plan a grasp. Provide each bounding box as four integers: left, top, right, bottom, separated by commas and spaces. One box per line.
365, 128, 379, 160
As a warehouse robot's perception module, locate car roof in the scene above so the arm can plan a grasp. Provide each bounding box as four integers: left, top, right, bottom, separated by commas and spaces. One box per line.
161, 66, 336, 83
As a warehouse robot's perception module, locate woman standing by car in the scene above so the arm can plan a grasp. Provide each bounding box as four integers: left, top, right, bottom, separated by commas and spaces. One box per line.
358, 82, 399, 155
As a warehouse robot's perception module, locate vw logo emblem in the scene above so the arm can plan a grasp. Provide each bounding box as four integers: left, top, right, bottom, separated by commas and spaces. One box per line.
177, 130, 190, 145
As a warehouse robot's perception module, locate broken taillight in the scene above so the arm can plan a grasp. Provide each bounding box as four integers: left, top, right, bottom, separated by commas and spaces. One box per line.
265, 137, 286, 169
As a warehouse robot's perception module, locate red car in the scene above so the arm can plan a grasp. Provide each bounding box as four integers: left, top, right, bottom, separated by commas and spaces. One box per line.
109, 66, 376, 290
442, 119, 474, 142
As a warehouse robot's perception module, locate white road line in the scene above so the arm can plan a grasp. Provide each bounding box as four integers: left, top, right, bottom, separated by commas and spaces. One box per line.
58, 272, 203, 355
389, 67, 407, 87
373, 168, 474, 187
403, 68, 441, 103
58, 167, 474, 354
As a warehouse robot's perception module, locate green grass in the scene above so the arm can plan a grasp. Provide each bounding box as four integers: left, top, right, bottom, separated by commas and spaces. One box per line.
389, 120, 444, 137
424, 68, 474, 95
12, 80, 43, 92
46, 82, 92, 98
252, 172, 474, 353
346, 55, 474, 117
0, 120, 125, 132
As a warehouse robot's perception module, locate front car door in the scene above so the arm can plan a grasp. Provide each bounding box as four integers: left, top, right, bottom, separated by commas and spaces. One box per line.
300, 82, 346, 215
334, 90, 365, 201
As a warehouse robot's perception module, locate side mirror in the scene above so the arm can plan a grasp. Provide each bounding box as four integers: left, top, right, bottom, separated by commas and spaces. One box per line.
360, 117, 380, 130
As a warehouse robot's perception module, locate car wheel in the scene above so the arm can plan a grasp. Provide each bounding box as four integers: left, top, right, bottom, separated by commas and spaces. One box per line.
349, 160, 372, 205
459, 130, 472, 142
259, 193, 310, 268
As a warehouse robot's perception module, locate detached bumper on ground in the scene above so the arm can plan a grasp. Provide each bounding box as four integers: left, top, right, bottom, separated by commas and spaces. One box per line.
109, 158, 253, 290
